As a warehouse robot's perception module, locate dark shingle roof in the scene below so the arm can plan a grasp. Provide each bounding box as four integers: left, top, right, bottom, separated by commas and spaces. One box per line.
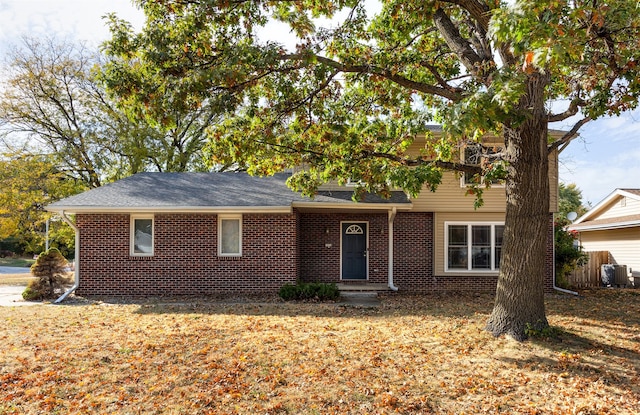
47, 172, 410, 213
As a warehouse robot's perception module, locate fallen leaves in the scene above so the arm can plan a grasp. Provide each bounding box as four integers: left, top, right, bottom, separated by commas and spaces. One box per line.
0, 290, 639, 414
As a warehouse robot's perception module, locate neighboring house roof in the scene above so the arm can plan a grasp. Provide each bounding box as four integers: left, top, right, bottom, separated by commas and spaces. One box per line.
569, 188, 640, 231
46, 172, 411, 214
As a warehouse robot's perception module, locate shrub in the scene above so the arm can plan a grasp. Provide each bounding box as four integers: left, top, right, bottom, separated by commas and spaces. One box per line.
22, 248, 72, 301
278, 282, 340, 302
555, 219, 588, 289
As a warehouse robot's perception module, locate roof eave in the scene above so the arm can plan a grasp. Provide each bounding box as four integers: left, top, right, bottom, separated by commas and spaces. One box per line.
46, 206, 294, 214
569, 221, 640, 232
292, 201, 413, 210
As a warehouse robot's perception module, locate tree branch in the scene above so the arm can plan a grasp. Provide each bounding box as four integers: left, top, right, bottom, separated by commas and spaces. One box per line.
280, 54, 463, 102
548, 117, 591, 154
433, 8, 484, 76
547, 98, 585, 122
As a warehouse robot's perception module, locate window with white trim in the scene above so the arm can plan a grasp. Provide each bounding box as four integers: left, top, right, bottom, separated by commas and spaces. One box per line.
445, 222, 504, 271
218, 214, 242, 256
131, 215, 154, 256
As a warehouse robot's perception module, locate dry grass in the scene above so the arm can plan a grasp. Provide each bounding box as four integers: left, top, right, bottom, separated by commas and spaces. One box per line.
1, 289, 639, 414
0, 273, 35, 286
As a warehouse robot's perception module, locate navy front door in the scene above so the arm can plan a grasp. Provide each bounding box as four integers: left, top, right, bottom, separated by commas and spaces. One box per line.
341, 222, 368, 280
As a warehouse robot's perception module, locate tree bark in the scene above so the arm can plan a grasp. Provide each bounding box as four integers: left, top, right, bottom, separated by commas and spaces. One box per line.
486, 72, 550, 340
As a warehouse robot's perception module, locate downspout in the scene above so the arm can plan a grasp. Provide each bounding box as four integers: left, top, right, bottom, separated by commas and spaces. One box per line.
54, 211, 79, 303
387, 207, 399, 291
552, 217, 579, 296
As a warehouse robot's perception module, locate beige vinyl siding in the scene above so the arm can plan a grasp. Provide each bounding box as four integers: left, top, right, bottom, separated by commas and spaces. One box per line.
580, 228, 640, 277
411, 172, 506, 212
317, 134, 559, 213
597, 196, 640, 220
434, 212, 506, 276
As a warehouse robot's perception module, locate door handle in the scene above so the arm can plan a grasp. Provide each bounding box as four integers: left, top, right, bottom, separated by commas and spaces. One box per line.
363, 250, 368, 257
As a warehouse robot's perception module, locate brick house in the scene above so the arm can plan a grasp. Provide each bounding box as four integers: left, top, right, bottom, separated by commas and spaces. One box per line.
47, 132, 558, 299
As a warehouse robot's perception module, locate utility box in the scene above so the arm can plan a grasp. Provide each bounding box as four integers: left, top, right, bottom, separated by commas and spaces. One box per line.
601, 264, 629, 287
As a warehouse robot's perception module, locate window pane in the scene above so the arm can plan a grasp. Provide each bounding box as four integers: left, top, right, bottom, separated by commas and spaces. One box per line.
134, 219, 153, 254
221, 219, 240, 254
448, 247, 468, 269
472, 247, 491, 269
494, 225, 504, 269
448, 225, 468, 269
471, 226, 490, 269
448, 225, 467, 245
472, 225, 490, 245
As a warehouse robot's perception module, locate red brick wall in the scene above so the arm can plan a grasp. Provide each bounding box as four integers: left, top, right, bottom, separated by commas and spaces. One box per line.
392, 212, 434, 289
298, 212, 389, 284
545, 214, 555, 293
75, 211, 555, 296
76, 213, 298, 296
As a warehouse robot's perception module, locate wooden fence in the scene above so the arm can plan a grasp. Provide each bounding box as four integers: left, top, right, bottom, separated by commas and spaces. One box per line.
566, 251, 609, 288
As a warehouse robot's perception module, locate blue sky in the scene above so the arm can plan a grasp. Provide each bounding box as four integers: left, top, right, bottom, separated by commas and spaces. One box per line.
1, 0, 638, 207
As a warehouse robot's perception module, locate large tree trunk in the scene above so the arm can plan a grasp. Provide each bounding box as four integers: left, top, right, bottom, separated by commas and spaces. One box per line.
486, 73, 550, 340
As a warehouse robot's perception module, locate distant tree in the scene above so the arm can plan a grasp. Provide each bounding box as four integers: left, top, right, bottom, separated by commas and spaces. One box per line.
558, 182, 587, 221
0, 37, 116, 187
104, 0, 640, 340
0, 37, 212, 187
555, 182, 588, 288
0, 151, 82, 255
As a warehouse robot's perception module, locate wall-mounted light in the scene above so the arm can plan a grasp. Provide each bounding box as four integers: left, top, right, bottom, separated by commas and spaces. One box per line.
325, 227, 330, 234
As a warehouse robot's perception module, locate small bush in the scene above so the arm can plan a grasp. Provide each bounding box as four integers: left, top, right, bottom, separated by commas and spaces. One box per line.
278, 282, 340, 302
22, 248, 72, 301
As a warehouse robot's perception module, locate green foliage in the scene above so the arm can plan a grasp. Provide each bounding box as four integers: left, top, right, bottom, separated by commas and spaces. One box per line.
558, 182, 588, 219
525, 323, 564, 341
555, 221, 588, 289
0, 152, 84, 255
278, 282, 340, 302
103, 0, 640, 340
555, 183, 588, 288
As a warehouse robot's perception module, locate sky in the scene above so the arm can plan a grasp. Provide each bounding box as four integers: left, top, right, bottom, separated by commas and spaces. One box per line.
0, 0, 638, 208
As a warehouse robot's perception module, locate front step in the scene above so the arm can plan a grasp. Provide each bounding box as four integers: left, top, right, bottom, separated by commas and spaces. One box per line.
336, 283, 389, 292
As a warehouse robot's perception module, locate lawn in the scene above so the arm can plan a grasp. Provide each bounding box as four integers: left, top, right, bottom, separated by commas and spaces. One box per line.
1, 290, 639, 414
0, 257, 35, 268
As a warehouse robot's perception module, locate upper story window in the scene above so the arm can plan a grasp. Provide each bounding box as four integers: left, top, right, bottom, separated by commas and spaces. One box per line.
218, 214, 242, 256
446, 222, 504, 272
462, 143, 504, 186
131, 215, 154, 256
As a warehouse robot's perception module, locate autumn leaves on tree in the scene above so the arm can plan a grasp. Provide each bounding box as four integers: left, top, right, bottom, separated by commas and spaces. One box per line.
99, 0, 640, 339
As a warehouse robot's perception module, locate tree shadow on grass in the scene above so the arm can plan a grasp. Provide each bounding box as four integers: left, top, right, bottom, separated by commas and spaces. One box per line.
118, 291, 496, 319
498, 328, 640, 392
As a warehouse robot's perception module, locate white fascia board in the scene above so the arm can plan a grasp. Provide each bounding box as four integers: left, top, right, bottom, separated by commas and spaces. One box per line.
45, 206, 293, 214
574, 189, 640, 225
569, 220, 640, 232
292, 201, 413, 210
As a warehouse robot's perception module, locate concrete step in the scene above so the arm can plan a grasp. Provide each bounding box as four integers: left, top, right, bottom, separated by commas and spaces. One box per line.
336, 283, 389, 292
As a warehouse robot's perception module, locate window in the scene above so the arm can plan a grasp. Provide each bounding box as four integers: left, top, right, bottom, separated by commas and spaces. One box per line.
445, 222, 504, 271
462, 143, 503, 186
131, 215, 153, 256
218, 215, 242, 256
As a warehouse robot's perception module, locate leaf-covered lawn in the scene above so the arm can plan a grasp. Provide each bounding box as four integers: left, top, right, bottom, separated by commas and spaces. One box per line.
1, 290, 639, 414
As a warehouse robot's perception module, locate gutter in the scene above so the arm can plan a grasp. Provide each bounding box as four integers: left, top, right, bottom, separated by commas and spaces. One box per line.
54, 211, 79, 303
387, 207, 399, 291
552, 218, 579, 296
